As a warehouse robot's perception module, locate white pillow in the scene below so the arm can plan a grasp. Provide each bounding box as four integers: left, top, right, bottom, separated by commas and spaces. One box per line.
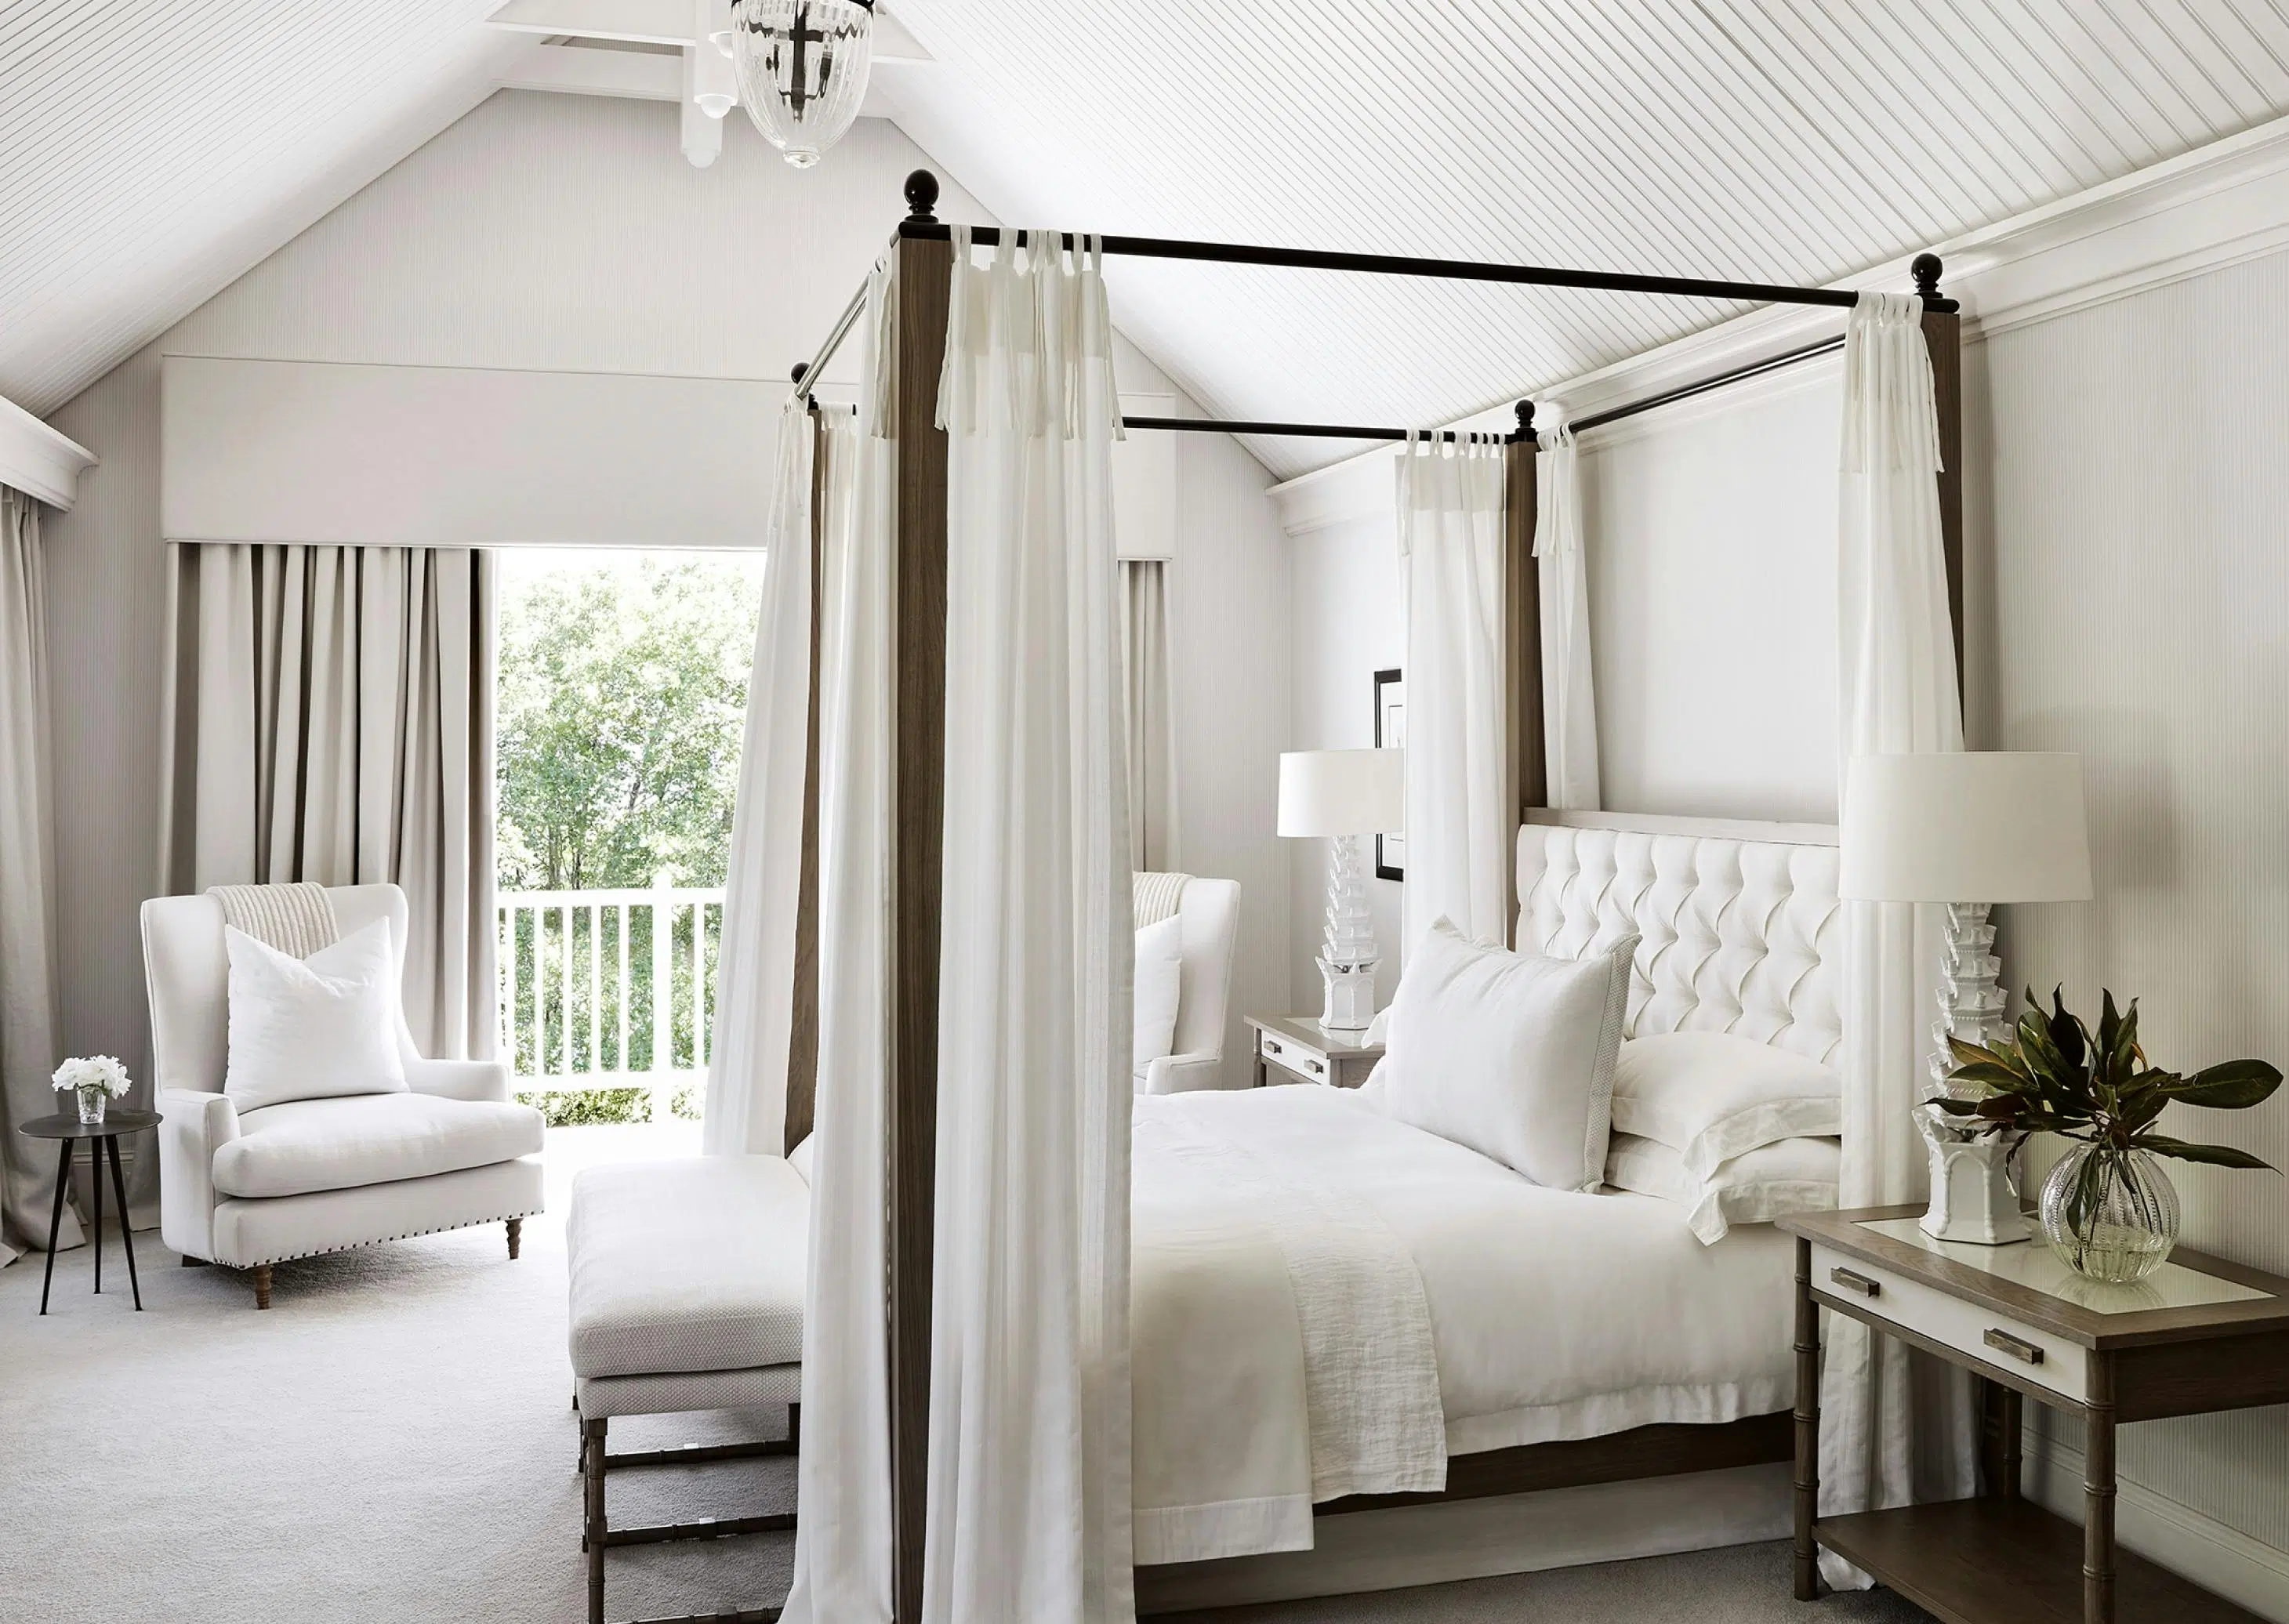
1373, 919, 1637, 1191
223, 919, 410, 1112
1133, 913, 1184, 1078
1609, 1031, 1842, 1179
1605, 1132, 1841, 1245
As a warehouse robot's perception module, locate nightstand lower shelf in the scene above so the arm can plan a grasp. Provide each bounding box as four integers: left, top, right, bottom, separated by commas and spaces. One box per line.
1816, 1498, 2259, 1624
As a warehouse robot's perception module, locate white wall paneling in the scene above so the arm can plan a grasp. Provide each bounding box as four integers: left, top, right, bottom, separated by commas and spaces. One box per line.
1976, 249, 2289, 1589
41, 89, 1291, 1096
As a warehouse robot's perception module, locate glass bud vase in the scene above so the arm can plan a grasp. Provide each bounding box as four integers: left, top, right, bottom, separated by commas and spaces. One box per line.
75, 1086, 107, 1126
2040, 1142, 2180, 1283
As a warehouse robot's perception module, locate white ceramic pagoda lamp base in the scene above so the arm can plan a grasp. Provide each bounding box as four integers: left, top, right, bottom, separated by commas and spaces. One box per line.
1319, 959, 1378, 1031
1316, 832, 1381, 1031
1917, 1107, 2030, 1245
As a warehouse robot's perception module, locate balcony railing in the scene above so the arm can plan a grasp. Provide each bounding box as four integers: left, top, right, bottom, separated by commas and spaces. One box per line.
496, 877, 725, 1122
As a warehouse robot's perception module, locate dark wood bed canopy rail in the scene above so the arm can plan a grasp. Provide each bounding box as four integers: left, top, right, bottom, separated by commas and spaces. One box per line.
789, 167, 1967, 1622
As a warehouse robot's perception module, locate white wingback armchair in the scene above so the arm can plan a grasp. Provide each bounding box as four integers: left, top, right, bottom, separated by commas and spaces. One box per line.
142, 884, 544, 1307
1138, 876, 1241, 1093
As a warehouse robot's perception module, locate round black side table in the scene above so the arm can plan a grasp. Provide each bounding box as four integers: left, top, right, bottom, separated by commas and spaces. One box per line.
17, 1108, 159, 1315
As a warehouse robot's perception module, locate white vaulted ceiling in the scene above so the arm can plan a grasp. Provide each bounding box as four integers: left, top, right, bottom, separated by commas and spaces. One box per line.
11, 1, 2289, 473
0, 2, 524, 415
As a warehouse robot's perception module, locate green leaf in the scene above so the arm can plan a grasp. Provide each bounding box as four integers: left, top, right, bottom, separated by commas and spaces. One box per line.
2018, 1009, 2069, 1080
1928, 1097, 1987, 1115
1946, 1035, 2017, 1074
1948, 1061, 2035, 1093
2047, 985, 2086, 1070
2164, 1059, 2284, 1111
2131, 1134, 2277, 1173
2096, 989, 2122, 1062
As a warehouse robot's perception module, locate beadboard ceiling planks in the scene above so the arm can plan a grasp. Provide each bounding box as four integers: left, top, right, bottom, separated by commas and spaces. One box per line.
11, 2, 2289, 464
0, 1, 524, 415
879, 0, 2289, 476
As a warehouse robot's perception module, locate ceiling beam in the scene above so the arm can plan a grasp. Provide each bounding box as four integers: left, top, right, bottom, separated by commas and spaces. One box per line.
485, 0, 934, 61
501, 41, 682, 102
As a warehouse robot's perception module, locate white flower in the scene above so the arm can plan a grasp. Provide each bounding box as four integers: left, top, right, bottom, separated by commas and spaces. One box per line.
52, 1055, 132, 1098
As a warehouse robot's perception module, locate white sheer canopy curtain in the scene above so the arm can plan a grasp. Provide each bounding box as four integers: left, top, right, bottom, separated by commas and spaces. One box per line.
158, 543, 497, 1059
1119, 557, 1178, 872
782, 260, 898, 1624
0, 486, 74, 1261
1397, 433, 1509, 950
1823, 291, 1975, 1579
706, 400, 842, 1157
925, 226, 1135, 1624
1536, 418, 1600, 810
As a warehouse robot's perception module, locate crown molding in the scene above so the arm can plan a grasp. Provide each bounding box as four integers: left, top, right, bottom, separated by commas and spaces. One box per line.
0, 393, 96, 509
1270, 113, 2289, 538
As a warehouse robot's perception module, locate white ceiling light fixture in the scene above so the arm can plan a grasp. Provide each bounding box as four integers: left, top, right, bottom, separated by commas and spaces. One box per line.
731, 0, 873, 168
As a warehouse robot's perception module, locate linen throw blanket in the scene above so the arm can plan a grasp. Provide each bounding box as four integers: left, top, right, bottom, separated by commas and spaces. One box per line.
1132, 870, 1191, 927
207, 882, 340, 959
1130, 1089, 1446, 1564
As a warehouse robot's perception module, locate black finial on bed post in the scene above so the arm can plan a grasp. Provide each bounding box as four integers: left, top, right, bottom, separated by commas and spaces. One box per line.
1511, 400, 1535, 443
904, 169, 941, 224
1911, 253, 1943, 301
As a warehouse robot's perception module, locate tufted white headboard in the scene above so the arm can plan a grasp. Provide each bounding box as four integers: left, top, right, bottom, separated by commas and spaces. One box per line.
1515, 810, 1843, 1066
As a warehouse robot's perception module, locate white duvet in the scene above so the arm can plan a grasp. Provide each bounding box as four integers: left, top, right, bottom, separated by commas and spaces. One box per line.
1129, 1085, 1795, 1565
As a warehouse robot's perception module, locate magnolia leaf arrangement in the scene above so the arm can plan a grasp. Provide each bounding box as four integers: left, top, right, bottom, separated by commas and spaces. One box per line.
1940, 988, 2281, 1244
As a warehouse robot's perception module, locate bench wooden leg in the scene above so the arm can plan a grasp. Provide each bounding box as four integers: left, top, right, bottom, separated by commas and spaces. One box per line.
506, 1217, 522, 1260
583, 1416, 608, 1624
252, 1264, 272, 1310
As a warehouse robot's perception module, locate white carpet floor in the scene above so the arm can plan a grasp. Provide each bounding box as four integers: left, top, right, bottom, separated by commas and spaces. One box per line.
0, 1126, 1930, 1623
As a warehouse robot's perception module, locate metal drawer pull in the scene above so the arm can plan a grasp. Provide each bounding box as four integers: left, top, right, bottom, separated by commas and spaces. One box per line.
1304, 1057, 1325, 1075
1264, 1038, 1282, 1059
1983, 1329, 2045, 1366
1829, 1267, 1881, 1298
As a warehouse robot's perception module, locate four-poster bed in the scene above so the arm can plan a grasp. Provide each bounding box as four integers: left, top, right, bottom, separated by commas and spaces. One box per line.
780, 167, 1974, 1623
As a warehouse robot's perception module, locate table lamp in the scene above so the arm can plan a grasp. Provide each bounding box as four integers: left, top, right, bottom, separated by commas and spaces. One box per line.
1841, 752, 2093, 1243
1279, 749, 1405, 1031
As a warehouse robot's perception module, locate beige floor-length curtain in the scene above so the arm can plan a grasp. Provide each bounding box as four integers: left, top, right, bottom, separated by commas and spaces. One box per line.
1118, 557, 1177, 872
0, 487, 76, 1262
158, 542, 498, 1059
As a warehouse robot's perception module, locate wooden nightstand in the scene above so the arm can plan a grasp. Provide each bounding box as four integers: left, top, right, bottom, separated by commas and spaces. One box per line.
1779, 1204, 2289, 1624
1245, 1013, 1382, 1089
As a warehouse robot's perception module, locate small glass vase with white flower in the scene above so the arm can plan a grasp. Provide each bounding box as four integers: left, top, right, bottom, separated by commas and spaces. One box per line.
52, 1055, 132, 1126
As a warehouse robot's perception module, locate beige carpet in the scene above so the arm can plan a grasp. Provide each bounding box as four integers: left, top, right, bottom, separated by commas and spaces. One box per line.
0, 1126, 1929, 1623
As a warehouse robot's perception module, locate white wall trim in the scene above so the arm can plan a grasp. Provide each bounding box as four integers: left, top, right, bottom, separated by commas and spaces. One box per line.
0, 393, 97, 509
2024, 1430, 2289, 1622
1269, 111, 2289, 537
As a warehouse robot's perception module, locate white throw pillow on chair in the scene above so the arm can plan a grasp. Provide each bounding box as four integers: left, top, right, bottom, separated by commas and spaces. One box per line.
1133, 913, 1185, 1080
224, 918, 410, 1112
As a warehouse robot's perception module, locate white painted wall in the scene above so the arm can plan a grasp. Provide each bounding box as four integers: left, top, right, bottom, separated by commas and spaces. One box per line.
41, 89, 1289, 1095
1285, 509, 1405, 1013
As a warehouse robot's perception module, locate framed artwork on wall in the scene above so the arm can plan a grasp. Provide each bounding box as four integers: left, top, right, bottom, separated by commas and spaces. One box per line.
1373, 668, 1404, 881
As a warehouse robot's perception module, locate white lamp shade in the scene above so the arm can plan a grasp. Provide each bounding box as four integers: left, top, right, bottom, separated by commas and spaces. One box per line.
1277, 749, 1404, 838
1841, 752, 2093, 903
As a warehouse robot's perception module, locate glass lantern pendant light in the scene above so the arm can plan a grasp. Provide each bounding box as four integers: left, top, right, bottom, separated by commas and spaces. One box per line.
731, 0, 874, 169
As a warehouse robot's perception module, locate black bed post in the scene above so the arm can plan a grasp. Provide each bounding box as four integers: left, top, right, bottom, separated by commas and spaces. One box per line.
1503, 401, 1545, 945
1914, 253, 1967, 694
887, 167, 951, 1624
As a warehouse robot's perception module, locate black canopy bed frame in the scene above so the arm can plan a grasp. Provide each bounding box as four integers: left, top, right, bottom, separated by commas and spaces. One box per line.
784, 168, 1978, 1624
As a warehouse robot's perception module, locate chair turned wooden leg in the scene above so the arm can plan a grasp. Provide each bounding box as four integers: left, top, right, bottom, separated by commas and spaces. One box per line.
506, 1217, 522, 1260
252, 1263, 272, 1310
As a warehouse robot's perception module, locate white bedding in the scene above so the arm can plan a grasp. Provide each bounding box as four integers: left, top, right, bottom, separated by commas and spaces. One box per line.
1129, 1085, 1795, 1565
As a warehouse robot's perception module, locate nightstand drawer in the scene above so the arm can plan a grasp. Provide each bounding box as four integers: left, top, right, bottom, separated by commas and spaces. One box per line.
1811, 1243, 2085, 1404
1257, 1029, 1330, 1082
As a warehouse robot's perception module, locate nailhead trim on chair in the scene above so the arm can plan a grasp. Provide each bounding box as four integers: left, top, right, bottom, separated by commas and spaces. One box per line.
212, 1206, 545, 1270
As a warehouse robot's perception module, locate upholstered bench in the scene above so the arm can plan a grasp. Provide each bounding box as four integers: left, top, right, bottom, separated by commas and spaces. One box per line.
567, 1155, 807, 1624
